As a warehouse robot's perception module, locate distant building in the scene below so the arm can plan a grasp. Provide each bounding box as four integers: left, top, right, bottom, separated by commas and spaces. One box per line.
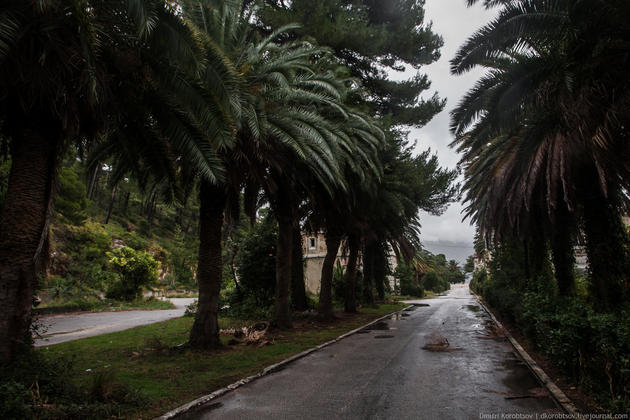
300, 232, 398, 294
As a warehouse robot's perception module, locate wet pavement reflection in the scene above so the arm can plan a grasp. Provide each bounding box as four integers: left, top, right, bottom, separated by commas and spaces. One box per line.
179, 287, 561, 419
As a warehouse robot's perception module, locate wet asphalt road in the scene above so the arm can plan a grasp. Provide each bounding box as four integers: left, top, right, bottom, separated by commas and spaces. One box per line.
34, 298, 196, 347
181, 286, 560, 420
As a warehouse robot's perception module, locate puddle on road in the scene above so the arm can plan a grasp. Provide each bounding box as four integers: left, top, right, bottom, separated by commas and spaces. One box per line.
389, 313, 408, 321
374, 335, 395, 339
464, 305, 481, 312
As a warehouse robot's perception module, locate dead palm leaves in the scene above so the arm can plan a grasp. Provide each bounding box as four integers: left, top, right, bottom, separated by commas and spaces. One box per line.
222, 322, 274, 347
422, 332, 463, 352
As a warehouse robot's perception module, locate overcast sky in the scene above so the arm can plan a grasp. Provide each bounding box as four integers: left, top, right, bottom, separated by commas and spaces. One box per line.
391, 1, 496, 248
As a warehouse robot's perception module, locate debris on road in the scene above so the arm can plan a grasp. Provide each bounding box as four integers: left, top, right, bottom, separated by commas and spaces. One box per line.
422, 332, 462, 352
476, 322, 506, 340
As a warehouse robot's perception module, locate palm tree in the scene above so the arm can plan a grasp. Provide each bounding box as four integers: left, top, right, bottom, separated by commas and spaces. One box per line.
0, 0, 213, 361
452, 0, 630, 305
181, 0, 384, 335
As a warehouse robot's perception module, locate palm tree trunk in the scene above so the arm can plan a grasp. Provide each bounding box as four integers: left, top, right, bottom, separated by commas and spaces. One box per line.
291, 225, 308, 311
374, 241, 387, 300
317, 230, 341, 319
274, 205, 293, 328
0, 130, 59, 361
583, 187, 626, 309
344, 234, 360, 313
189, 181, 226, 348
362, 241, 375, 305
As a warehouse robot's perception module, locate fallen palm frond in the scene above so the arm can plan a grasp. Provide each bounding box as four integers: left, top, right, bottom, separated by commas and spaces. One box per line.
476, 323, 506, 340
222, 322, 274, 347
422, 332, 462, 352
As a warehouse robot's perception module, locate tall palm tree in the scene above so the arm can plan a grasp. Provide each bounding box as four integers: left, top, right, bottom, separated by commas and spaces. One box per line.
181, 0, 384, 336
0, 0, 213, 361
452, 0, 630, 305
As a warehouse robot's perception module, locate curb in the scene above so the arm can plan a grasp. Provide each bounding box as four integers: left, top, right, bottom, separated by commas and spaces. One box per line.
472, 293, 579, 415
156, 306, 411, 420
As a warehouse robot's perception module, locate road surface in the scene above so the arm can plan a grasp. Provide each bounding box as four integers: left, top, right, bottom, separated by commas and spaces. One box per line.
34, 298, 196, 347
178, 287, 560, 419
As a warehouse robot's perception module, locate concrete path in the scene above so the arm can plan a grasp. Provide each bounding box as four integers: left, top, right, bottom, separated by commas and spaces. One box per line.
179, 287, 560, 419
34, 298, 196, 347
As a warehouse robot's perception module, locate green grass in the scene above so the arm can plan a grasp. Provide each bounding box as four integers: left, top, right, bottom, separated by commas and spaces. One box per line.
36, 296, 175, 315
39, 304, 403, 418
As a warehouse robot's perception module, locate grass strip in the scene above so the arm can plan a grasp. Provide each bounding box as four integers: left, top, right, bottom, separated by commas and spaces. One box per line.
35, 297, 175, 315
39, 303, 404, 418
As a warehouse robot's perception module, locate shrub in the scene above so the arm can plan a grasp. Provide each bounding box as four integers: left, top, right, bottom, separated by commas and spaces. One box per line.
106, 247, 159, 301
422, 271, 449, 293
236, 217, 277, 305
395, 263, 423, 297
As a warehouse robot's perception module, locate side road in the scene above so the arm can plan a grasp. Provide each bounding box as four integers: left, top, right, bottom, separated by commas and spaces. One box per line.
167, 287, 562, 419
35, 298, 195, 347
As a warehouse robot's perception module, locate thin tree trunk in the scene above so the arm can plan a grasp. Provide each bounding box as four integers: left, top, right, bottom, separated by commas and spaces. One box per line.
189, 181, 226, 348
317, 225, 341, 319
121, 191, 130, 215
551, 206, 575, 296
104, 184, 118, 225
344, 234, 360, 313
0, 130, 59, 361
87, 164, 99, 200
291, 225, 308, 311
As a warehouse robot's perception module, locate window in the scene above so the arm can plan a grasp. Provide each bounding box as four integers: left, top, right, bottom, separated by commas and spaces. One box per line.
308, 237, 316, 250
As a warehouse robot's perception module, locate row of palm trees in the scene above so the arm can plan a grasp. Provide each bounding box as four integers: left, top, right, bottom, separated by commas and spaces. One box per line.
452, 0, 630, 308
0, 0, 457, 361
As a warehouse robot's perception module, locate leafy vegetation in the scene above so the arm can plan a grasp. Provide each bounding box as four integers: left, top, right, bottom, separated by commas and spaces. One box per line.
470, 242, 630, 412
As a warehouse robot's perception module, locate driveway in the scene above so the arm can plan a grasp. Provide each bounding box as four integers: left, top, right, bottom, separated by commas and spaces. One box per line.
177, 287, 560, 419
34, 298, 195, 347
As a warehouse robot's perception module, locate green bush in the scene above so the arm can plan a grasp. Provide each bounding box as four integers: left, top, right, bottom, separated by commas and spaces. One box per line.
106, 247, 159, 301
422, 271, 449, 293
395, 263, 423, 297
469, 268, 487, 295
476, 241, 630, 412
236, 217, 277, 305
